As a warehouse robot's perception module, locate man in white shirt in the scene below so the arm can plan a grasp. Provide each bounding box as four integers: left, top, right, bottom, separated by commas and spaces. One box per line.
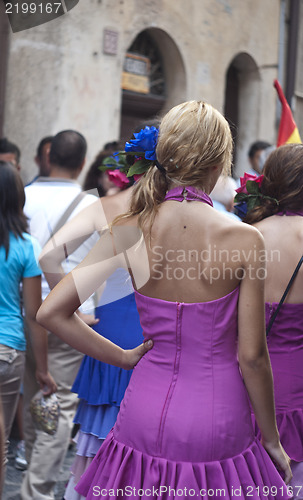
21, 130, 99, 500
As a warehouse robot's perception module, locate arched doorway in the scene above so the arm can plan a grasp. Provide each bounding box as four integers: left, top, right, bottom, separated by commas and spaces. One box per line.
224, 53, 261, 177
120, 28, 186, 142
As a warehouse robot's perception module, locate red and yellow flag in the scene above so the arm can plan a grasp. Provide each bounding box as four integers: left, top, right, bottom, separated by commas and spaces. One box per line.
274, 79, 302, 146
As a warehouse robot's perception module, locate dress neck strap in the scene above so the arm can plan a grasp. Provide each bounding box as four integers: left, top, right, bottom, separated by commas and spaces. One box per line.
276, 210, 303, 217
164, 186, 213, 207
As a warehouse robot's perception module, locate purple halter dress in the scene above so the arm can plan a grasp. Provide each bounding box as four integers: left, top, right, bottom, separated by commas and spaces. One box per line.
266, 301, 303, 461
254, 210, 303, 462
76, 187, 288, 499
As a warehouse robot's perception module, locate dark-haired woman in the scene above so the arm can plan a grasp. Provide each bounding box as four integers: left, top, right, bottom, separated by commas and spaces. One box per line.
0, 162, 56, 480
245, 143, 303, 497
38, 102, 291, 499
82, 150, 121, 196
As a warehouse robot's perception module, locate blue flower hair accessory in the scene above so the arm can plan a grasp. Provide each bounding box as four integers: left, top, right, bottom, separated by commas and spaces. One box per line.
100, 126, 160, 181
125, 126, 158, 161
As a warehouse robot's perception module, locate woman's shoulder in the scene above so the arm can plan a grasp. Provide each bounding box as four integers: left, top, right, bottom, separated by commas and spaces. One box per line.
214, 218, 265, 262
5, 233, 41, 274
8, 231, 29, 246
214, 211, 264, 242
235, 221, 264, 245
19, 233, 42, 257
20, 232, 40, 244
254, 213, 303, 239
253, 215, 277, 230
254, 216, 303, 261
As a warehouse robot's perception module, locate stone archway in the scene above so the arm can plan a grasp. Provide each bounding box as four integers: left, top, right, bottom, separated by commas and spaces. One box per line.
120, 28, 186, 142
224, 53, 261, 177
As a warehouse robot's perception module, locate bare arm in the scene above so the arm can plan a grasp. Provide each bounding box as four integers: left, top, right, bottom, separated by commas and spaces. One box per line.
39, 199, 106, 290
39, 199, 108, 325
23, 276, 57, 395
237, 228, 291, 483
37, 231, 152, 369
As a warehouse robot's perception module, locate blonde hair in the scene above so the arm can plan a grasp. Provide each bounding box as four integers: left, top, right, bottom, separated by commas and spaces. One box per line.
114, 101, 232, 234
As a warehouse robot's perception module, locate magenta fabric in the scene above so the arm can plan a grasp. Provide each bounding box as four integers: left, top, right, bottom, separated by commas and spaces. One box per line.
76, 288, 289, 499
276, 210, 303, 217
266, 301, 303, 461
252, 210, 303, 462
164, 186, 213, 206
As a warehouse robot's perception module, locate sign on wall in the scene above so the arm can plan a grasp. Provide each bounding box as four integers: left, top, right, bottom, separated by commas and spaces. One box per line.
121, 53, 150, 94
103, 28, 119, 55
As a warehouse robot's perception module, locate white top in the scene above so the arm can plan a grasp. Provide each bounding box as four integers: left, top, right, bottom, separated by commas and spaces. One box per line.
24, 177, 99, 311
97, 268, 134, 307
212, 200, 241, 221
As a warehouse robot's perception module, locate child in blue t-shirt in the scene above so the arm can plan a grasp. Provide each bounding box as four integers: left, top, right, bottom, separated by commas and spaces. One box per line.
0, 162, 56, 488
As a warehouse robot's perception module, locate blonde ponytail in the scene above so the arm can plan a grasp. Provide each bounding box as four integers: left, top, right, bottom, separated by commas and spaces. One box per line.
113, 101, 233, 236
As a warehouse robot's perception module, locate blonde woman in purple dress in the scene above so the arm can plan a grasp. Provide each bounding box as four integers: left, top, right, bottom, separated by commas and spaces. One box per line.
38, 101, 291, 499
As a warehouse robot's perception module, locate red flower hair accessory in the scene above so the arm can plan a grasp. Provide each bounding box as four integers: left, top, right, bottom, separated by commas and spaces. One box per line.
235, 173, 278, 212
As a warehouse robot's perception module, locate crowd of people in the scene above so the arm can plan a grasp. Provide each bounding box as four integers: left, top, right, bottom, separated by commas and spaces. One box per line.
0, 99, 302, 500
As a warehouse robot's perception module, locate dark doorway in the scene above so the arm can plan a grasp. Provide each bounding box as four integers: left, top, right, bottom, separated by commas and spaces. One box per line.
120, 30, 166, 142
224, 64, 239, 171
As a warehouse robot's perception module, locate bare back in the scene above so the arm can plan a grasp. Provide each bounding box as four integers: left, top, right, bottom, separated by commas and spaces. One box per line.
254, 215, 303, 304
127, 199, 263, 303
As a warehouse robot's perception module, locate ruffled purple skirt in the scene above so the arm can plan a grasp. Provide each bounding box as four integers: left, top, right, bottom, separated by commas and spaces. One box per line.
76, 431, 289, 500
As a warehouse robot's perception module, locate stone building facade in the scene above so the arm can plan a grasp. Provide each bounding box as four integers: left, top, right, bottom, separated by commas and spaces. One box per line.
0, 0, 302, 183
